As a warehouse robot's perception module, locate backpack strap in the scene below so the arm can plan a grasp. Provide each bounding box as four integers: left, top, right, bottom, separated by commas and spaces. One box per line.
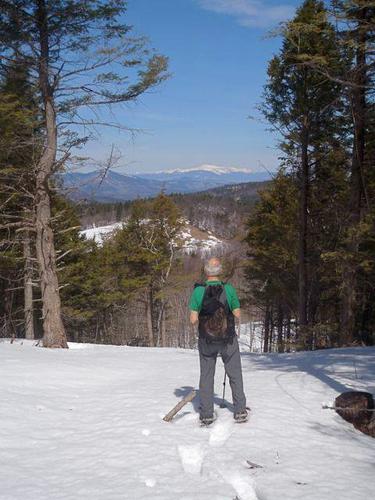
194, 282, 227, 305
194, 282, 205, 289
195, 281, 226, 288
218, 285, 227, 307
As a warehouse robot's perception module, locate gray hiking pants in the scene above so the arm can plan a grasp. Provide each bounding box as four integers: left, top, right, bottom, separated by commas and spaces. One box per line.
198, 336, 246, 418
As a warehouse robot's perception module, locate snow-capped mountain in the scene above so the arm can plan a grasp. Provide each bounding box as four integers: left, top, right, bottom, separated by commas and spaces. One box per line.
150, 164, 255, 175
136, 164, 269, 192
61, 165, 270, 202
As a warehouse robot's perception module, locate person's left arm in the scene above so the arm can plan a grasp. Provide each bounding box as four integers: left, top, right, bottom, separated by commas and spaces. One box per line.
232, 308, 241, 319
190, 310, 199, 325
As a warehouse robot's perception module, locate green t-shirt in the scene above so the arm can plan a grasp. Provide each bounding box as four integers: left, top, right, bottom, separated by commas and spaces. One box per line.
189, 280, 240, 312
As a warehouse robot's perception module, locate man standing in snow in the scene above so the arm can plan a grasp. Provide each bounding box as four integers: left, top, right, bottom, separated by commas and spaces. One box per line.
189, 257, 248, 425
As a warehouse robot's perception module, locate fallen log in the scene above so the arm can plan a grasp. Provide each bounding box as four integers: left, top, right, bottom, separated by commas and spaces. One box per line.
163, 390, 197, 422
325, 391, 375, 438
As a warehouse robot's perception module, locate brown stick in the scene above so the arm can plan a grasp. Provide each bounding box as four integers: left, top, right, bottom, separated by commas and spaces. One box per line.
163, 390, 197, 422
322, 405, 375, 412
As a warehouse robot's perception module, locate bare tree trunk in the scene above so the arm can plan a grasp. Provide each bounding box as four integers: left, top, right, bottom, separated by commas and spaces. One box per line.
263, 303, 270, 353
269, 313, 274, 352
298, 123, 310, 349
23, 230, 34, 340
341, 14, 367, 346
277, 303, 284, 353
160, 305, 167, 347
285, 311, 291, 352
4, 287, 15, 338
146, 288, 154, 347
158, 245, 173, 348
36, 0, 67, 348
249, 321, 254, 352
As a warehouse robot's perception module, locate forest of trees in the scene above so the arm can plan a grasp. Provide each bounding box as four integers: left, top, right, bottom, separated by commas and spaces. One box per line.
245, 0, 375, 350
0, 0, 168, 347
78, 181, 267, 239
0, 0, 374, 352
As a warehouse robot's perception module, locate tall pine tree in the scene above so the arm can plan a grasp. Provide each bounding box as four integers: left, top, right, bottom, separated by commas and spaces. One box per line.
0, 62, 40, 339
261, 0, 345, 347
0, 0, 168, 347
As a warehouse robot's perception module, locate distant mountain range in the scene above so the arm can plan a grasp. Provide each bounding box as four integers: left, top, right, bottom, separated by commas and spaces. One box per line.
62, 164, 271, 202
62, 170, 158, 202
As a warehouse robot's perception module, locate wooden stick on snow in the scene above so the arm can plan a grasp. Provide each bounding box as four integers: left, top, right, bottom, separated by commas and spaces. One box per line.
163, 390, 197, 422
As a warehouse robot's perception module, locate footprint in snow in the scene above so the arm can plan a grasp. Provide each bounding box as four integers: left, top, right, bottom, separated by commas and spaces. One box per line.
209, 417, 234, 447
145, 478, 156, 488
219, 468, 260, 500
178, 444, 205, 475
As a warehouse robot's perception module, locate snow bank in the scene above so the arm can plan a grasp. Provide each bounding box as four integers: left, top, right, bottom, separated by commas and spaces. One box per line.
80, 219, 225, 256
180, 226, 225, 256
80, 222, 124, 245
1, 340, 374, 500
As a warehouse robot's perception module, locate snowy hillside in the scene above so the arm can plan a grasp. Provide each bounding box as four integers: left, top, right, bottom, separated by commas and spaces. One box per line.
1, 340, 374, 500
180, 225, 227, 256
80, 222, 125, 245
80, 220, 226, 255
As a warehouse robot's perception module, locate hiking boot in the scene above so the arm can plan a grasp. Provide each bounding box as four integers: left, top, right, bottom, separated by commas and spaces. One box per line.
234, 409, 249, 423
200, 415, 215, 426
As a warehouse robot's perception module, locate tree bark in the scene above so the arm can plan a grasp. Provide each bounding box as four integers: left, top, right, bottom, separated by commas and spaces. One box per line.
23, 230, 34, 340
4, 287, 15, 338
286, 313, 291, 353
36, 0, 68, 348
277, 303, 284, 353
298, 123, 310, 348
340, 12, 367, 346
263, 303, 270, 353
269, 313, 274, 351
160, 305, 167, 347
146, 288, 154, 347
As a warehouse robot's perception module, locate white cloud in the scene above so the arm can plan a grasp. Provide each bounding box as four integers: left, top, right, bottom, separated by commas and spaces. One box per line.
197, 0, 295, 28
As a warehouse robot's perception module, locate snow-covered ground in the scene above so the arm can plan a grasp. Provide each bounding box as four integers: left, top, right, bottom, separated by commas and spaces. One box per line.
179, 226, 226, 256
1, 340, 374, 500
80, 220, 225, 255
80, 222, 125, 245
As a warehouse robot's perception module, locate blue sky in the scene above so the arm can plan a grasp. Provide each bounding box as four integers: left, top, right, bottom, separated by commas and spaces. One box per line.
85, 0, 300, 174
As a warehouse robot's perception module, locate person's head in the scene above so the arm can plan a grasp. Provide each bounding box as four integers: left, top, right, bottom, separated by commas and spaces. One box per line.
204, 257, 223, 279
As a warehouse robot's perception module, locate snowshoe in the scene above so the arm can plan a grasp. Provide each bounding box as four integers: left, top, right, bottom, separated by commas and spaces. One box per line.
199, 414, 216, 427
234, 408, 249, 423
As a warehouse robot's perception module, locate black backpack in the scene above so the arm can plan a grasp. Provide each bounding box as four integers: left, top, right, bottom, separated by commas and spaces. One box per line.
196, 283, 235, 343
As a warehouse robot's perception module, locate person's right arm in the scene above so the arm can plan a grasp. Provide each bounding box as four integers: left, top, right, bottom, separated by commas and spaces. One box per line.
189, 287, 201, 325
